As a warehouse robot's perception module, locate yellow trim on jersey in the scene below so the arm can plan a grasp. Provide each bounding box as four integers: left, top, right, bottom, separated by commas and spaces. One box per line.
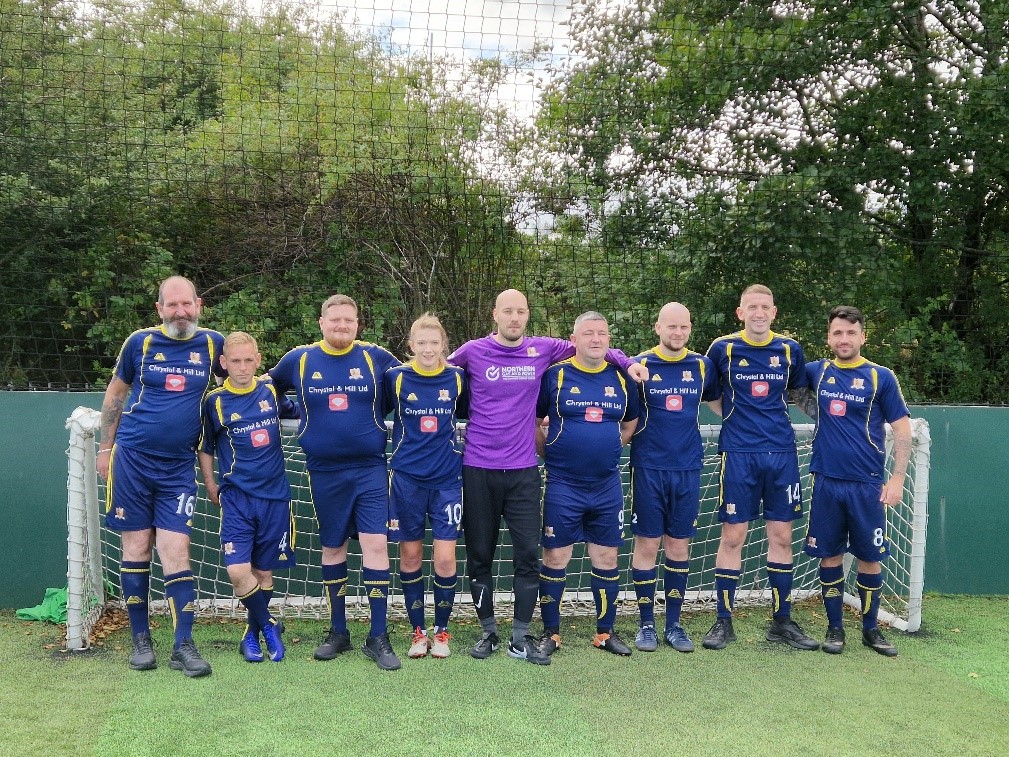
646, 346, 689, 362
319, 339, 354, 356
833, 356, 868, 369
570, 357, 607, 373
411, 360, 446, 377
222, 377, 257, 394
740, 330, 774, 347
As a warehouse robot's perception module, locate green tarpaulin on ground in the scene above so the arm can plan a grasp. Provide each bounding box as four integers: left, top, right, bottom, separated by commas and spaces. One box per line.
16, 587, 67, 623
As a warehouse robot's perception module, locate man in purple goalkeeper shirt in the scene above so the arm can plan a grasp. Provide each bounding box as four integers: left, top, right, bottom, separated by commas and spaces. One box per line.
448, 289, 647, 663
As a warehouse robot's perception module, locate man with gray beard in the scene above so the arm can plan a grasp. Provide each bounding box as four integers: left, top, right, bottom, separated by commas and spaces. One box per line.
97, 276, 226, 677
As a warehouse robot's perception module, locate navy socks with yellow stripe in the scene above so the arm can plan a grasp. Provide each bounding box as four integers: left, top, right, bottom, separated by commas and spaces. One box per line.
715, 568, 740, 619
163, 570, 195, 649
432, 573, 457, 630
819, 565, 845, 628
766, 562, 794, 619
322, 562, 348, 634
539, 565, 566, 632
857, 571, 884, 630
400, 569, 425, 630
663, 559, 689, 628
239, 584, 273, 633
632, 567, 657, 626
121, 560, 151, 636
591, 567, 620, 633
362, 567, 390, 637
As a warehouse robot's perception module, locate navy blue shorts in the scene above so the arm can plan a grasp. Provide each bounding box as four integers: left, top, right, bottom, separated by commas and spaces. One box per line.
105, 445, 197, 534
803, 474, 890, 562
630, 467, 701, 539
219, 488, 297, 571
388, 471, 462, 542
307, 464, 388, 547
718, 451, 802, 523
542, 473, 625, 549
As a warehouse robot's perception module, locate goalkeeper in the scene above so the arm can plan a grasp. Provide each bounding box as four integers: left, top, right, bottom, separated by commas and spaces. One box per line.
199, 332, 299, 663
799, 306, 912, 656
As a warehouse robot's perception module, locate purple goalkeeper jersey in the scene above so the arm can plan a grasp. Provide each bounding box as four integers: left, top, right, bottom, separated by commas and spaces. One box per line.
448, 334, 633, 469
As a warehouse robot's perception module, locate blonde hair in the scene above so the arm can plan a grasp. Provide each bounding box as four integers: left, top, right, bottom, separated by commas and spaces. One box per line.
740, 284, 773, 303
409, 313, 449, 355
224, 331, 258, 354
320, 294, 358, 317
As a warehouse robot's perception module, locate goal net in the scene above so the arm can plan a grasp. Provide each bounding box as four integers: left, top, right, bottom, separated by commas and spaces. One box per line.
65, 407, 930, 649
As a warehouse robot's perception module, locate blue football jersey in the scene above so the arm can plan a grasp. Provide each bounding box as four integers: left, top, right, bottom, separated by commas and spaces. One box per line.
384, 361, 469, 487
630, 348, 718, 471
112, 326, 226, 458
706, 331, 807, 453
269, 340, 400, 469
200, 376, 299, 500
805, 358, 910, 482
537, 358, 639, 483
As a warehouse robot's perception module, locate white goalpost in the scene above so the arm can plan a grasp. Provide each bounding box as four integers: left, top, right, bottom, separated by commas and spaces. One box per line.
65, 408, 930, 649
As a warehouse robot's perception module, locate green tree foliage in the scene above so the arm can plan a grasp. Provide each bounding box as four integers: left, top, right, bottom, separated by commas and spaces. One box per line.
1, 0, 523, 383
535, 0, 1009, 401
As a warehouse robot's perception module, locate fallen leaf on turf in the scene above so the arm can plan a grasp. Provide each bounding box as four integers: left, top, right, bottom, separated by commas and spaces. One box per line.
951, 628, 961, 633
969, 672, 979, 678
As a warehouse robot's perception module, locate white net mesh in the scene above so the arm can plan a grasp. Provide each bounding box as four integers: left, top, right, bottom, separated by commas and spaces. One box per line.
66, 408, 930, 648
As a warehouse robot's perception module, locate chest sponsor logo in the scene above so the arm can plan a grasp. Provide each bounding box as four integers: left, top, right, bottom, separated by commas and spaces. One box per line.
166, 374, 185, 391
251, 429, 270, 447
666, 395, 683, 411
329, 394, 348, 411
189, 352, 202, 364
829, 399, 846, 416
751, 381, 769, 397
585, 406, 603, 422
421, 416, 438, 433
486, 366, 501, 381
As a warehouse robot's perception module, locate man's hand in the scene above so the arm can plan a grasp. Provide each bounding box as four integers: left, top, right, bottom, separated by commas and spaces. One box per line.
626, 362, 649, 383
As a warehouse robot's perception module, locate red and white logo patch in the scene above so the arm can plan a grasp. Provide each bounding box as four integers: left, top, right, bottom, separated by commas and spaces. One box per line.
251, 429, 270, 447
751, 381, 769, 397
665, 394, 683, 411
421, 416, 438, 433
329, 394, 348, 411
829, 400, 846, 416
585, 406, 603, 422
165, 374, 185, 391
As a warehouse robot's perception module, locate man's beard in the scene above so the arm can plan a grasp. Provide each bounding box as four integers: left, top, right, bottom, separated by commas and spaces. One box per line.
164, 317, 198, 339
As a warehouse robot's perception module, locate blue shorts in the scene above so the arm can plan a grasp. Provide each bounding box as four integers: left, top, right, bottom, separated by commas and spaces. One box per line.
803, 474, 890, 562
219, 488, 297, 571
542, 473, 625, 549
718, 451, 802, 523
105, 445, 197, 534
388, 472, 462, 542
630, 467, 701, 539
307, 464, 388, 547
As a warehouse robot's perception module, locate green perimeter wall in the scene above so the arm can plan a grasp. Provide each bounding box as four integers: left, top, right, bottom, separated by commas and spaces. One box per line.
0, 394, 1003, 609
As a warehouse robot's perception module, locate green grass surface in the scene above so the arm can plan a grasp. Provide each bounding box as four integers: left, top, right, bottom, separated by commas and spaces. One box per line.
3, 595, 1008, 756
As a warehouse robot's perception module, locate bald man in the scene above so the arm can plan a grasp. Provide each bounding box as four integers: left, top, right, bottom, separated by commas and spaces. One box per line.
627, 303, 718, 653
98, 276, 226, 677
448, 289, 647, 663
